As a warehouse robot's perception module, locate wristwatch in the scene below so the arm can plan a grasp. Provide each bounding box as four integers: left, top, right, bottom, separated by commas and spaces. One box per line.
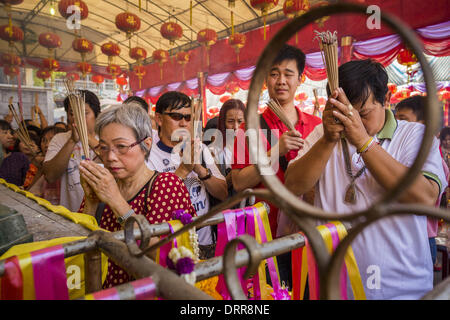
117, 209, 135, 225
199, 168, 212, 181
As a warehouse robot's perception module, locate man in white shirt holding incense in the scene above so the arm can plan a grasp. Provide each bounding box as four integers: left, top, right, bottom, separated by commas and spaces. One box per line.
284, 59, 447, 299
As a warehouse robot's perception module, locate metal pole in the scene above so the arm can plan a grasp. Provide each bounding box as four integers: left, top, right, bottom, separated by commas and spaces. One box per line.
84, 247, 103, 294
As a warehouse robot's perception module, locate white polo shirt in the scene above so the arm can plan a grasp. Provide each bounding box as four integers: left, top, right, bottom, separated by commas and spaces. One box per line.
146, 139, 225, 245
288, 109, 447, 300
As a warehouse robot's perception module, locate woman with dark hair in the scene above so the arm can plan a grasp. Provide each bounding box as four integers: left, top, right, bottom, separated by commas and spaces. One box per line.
42, 90, 102, 212
14, 130, 45, 190
0, 120, 30, 186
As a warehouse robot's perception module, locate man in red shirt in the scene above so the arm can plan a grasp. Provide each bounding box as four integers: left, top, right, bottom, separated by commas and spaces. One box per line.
232, 44, 322, 238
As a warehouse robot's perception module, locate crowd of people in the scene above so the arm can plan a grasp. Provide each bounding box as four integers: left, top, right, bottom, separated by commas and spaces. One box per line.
0, 44, 448, 299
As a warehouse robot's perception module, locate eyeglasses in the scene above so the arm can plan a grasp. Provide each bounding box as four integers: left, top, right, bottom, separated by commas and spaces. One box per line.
95, 137, 147, 156
163, 112, 191, 122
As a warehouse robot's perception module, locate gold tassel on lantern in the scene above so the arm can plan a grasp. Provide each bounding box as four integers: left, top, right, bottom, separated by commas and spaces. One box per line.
190, 0, 193, 26
231, 11, 234, 36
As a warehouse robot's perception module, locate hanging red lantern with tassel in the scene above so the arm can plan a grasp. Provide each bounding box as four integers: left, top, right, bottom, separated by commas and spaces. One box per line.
160, 22, 183, 46
176, 51, 190, 81
101, 41, 121, 65
72, 37, 93, 61
77, 61, 92, 78
42, 58, 60, 72
106, 64, 122, 77
66, 72, 80, 81
38, 32, 62, 55
36, 69, 51, 80
3, 65, 20, 77
310, 1, 330, 28
197, 28, 217, 67
152, 49, 169, 80
1, 52, 21, 66
0, 24, 24, 47
283, 0, 309, 44
129, 47, 147, 64
228, 33, 246, 64
250, 0, 279, 41
91, 74, 104, 89
115, 11, 141, 40
58, 0, 89, 20
397, 48, 418, 83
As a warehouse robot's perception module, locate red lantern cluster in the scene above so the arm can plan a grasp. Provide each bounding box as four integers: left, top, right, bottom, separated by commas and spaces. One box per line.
129, 47, 147, 63
397, 48, 418, 67
0, 24, 24, 46
283, 0, 309, 18
3, 65, 20, 77
1, 52, 21, 66
36, 69, 51, 80
106, 64, 122, 77
38, 32, 62, 50
228, 33, 246, 64
42, 58, 60, 72
58, 0, 89, 20
77, 61, 92, 78
250, 0, 279, 40
116, 76, 127, 87
115, 12, 141, 38
160, 22, 183, 45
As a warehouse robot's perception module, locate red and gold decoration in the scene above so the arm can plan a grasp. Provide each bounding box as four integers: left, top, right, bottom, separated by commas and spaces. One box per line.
397, 48, 418, 83
129, 46, 147, 64
101, 41, 121, 64
36, 69, 51, 80
228, 33, 246, 64
160, 22, 183, 46
38, 32, 62, 53
42, 58, 60, 72
91, 74, 104, 89
152, 49, 169, 80
0, 0, 23, 32
225, 81, 240, 96
310, 1, 330, 28
1, 52, 21, 66
133, 65, 146, 89
106, 64, 122, 77
197, 28, 217, 67
115, 11, 141, 41
58, 0, 89, 20
283, 0, 309, 44
250, 0, 279, 40
390, 87, 411, 104
295, 92, 308, 102
0, 24, 24, 47
176, 51, 190, 81
3, 65, 20, 77
72, 37, 93, 61
76, 61, 92, 78
66, 72, 80, 81
340, 35, 354, 64
388, 83, 397, 95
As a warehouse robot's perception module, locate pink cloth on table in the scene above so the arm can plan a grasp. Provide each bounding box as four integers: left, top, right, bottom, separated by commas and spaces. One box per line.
428, 158, 450, 238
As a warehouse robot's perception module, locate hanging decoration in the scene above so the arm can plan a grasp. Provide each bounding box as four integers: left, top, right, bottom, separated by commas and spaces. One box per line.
58, 0, 89, 20
66, 72, 80, 82
397, 48, 418, 84
197, 28, 217, 67
129, 47, 147, 64
250, 0, 279, 41
42, 58, 60, 72
388, 83, 397, 95
38, 32, 62, 55
91, 74, 104, 89
228, 33, 246, 64
226, 0, 235, 8
310, 1, 330, 28
176, 51, 190, 81
72, 37, 93, 62
283, 0, 309, 44
295, 92, 308, 102
101, 41, 121, 65
0, 24, 24, 47
115, 11, 141, 47
106, 64, 122, 78
76, 61, 92, 79
133, 65, 146, 89
36, 69, 51, 80
225, 81, 240, 96
1, 52, 21, 66
3, 65, 20, 78
152, 49, 169, 80
160, 22, 183, 46
0, 0, 23, 31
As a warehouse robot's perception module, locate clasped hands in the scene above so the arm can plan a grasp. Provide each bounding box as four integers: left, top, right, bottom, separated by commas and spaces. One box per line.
79, 160, 119, 205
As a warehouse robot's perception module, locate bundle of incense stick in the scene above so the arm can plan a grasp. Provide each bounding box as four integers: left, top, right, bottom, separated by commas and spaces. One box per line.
190, 96, 203, 141
64, 79, 90, 159
8, 100, 36, 157
313, 88, 321, 116
267, 98, 296, 131
315, 30, 339, 94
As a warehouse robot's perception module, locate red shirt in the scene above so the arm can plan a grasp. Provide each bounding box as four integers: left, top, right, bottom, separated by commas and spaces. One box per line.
232, 106, 322, 238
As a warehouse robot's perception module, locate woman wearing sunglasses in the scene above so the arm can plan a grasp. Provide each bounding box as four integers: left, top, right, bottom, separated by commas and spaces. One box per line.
78, 103, 196, 289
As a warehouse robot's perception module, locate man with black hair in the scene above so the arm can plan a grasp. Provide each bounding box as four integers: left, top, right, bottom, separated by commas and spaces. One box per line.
147, 91, 227, 259
285, 59, 447, 299
232, 44, 322, 237
395, 95, 425, 123
42, 90, 101, 212
124, 95, 149, 113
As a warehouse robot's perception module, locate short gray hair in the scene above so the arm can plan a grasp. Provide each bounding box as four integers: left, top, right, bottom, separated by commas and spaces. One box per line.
95, 103, 152, 160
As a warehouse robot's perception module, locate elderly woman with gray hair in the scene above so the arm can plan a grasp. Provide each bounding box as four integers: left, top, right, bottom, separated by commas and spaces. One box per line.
78, 103, 196, 288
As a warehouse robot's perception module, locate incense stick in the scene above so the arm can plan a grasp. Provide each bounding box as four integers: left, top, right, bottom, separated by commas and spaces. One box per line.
8, 102, 36, 157
315, 30, 339, 94
64, 79, 90, 159
267, 98, 296, 131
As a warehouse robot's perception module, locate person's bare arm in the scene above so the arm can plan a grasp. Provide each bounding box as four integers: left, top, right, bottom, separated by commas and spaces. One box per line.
42, 137, 77, 184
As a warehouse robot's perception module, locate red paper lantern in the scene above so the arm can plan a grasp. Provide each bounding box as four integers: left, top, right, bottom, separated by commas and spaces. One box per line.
91, 74, 104, 84
38, 32, 62, 50
295, 92, 308, 101
72, 37, 93, 61
3, 65, 19, 77
152, 49, 169, 80
220, 95, 231, 103
1, 52, 21, 66
101, 41, 121, 57
66, 72, 80, 81
250, 0, 279, 40
197, 28, 217, 47
77, 61, 92, 77
176, 51, 190, 80
129, 47, 147, 63
226, 81, 240, 95
36, 69, 51, 80
116, 76, 127, 86
397, 48, 418, 67
388, 83, 397, 95
0, 0, 24, 6
58, 0, 89, 20
228, 33, 246, 64
160, 22, 183, 45
115, 12, 141, 38
42, 58, 60, 71
283, 0, 309, 18
0, 24, 24, 46
106, 64, 122, 77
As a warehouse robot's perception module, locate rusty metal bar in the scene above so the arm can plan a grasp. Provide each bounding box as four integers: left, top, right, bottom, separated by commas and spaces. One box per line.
421, 277, 450, 300
94, 230, 212, 300
83, 246, 103, 294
